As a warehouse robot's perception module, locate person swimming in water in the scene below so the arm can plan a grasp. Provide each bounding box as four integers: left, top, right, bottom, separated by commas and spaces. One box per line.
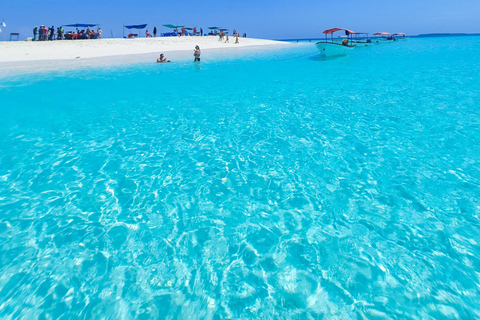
157, 53, 170, 63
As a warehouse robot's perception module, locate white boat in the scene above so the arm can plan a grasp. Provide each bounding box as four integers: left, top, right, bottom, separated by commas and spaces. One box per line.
316, 28, 356, 57
351, 32, 373, 46
392, 33, 409, 41
373, 32, 394, 43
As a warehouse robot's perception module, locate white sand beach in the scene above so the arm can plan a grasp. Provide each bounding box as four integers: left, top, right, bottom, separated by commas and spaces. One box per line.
0, 36, 290, 63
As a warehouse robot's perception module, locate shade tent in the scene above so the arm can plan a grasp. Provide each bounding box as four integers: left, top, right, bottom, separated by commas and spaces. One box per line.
208, 27, 223, 30
63, 23, 97, 28
373, 32, 390, 36
123, 24, 148, 38
163, 24, 183, 29
124, 24, 147, 30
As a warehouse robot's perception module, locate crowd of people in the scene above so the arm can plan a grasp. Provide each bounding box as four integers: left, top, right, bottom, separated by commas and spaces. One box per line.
31, 24, 245, 41
217, 29, 247, 43
32, 25, 102, 41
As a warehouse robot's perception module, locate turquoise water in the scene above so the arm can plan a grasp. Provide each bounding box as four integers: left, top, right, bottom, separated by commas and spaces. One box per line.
1, 37, 480, 319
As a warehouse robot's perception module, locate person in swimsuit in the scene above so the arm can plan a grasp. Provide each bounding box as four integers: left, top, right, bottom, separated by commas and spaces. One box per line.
194, 45, 201, 62
157, 53, 170, 63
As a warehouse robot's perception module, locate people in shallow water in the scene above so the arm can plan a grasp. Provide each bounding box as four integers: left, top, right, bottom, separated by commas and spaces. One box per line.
157, 53, 170, 63
194, 46, 201, 62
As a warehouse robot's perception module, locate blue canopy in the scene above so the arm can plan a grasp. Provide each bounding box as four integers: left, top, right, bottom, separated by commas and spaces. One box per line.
63, 23, 97, 28
124, 24, 147, 30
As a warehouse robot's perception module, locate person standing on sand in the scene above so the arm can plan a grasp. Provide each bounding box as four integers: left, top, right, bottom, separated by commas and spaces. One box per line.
33, 26, 38, 41
200, 28, 203, 36
194, 45, 201, 62
153, 26, 157, 37
181, 26, 185, 36
98, 27, 102, 39
193, 27, 196, 35
235, 33, 239, 44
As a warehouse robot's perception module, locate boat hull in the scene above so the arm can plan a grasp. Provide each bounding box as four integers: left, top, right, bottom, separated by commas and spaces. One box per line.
374, 38, 394, 44
315, 42, 355, 57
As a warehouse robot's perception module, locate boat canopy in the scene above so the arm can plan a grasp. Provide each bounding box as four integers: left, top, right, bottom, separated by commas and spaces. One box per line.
208, 27, 223, 30
124, 24, 147, 30
63, 23, 98, 28
373, 32, 390, 35
323, 28, 355, 35
392, 33, 405, 36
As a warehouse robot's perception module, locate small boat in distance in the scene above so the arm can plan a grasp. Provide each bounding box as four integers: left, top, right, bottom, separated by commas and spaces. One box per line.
373, 32, 394, 43
392, 33, 409, 40
316, 28, 356, 57
351, 32, 373, 46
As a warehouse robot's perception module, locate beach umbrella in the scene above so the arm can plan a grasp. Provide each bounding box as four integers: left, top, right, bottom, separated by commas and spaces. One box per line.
208, 27, 222, 30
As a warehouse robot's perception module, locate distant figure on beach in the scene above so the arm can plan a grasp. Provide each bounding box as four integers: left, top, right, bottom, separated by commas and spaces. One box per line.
157, 53, 170, 63
225, 33, 229, 43
243, 33, 246, 38
233, 29, 236, 36
200, 28, 203, 36
153, 26, 157, 37
33, 26, 38, 41
98, 27, 102, 39
235, 33, 239, 44
181, 27, 185, 36
194, 45, 201, 62
193, 27, 197, 35
146, 30, 152, 37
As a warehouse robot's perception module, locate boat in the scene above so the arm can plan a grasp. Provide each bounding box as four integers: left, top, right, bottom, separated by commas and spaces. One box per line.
373, 32, 394, 43
316, 28, 356, 57
392, 33, 409, 41
351, 32, 373, 46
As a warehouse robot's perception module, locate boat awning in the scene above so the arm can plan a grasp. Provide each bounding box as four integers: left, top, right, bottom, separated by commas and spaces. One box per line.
63, 23, 98, 28
392, 33, 405, 36
323, 28, 355, 35
124, 24, 148, 30
208, 27, 223, 30
373, 32, 390, 35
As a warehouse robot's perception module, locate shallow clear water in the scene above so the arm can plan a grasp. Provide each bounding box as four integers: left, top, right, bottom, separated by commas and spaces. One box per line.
1, 37, 480, 319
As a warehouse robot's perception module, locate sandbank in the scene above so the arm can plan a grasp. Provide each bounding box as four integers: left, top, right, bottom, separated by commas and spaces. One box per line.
0, 36, 291, 62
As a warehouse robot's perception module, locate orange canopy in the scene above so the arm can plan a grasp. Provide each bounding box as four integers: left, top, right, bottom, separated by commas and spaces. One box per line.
392, 33, 405, 36
373, 32, 390, 36
323, 28, 355, 34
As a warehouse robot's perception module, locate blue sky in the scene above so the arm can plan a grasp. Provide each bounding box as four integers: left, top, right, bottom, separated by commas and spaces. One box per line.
1, 0, 479, 40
